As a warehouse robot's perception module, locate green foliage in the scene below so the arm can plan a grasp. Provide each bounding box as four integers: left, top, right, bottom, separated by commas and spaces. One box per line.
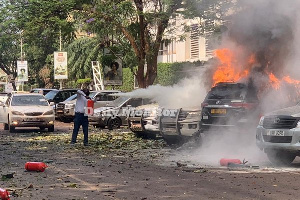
76, 78, 92, 84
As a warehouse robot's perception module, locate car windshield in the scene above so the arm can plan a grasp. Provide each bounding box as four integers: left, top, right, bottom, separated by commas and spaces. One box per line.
65, 94, 77, 101
206, 84, 247, 100
112, 96, 130, 107
11, 95, 49, 106
44, 90, 59, 100
89, 91, 97, 99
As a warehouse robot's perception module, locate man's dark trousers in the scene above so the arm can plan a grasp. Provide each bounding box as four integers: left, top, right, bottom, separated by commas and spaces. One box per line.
71, 112, 89, 145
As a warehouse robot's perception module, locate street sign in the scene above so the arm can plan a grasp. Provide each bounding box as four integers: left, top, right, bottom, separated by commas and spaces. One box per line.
17, 60, 28, 82
54, 52, 68, 79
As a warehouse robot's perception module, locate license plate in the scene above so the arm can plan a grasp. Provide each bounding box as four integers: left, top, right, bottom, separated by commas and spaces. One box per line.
164, 128, 175, 132
211, 109, 226, 114
25, 118, 41, 122
268, 130, 284, 136
132, 124, 141, 128
56, 110, 63, 113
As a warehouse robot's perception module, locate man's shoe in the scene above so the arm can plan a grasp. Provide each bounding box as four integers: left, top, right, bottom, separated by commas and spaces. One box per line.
70, 142, 76, 145
84, 143, 90, 146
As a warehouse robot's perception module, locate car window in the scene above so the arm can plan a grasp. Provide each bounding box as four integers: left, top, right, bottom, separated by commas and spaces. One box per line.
206, 84, 247, 100
45, 90, 59, 100
11, 95, 49, 106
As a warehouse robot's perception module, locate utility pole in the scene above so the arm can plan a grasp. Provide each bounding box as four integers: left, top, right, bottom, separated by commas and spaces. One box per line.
59, 29, 63, 89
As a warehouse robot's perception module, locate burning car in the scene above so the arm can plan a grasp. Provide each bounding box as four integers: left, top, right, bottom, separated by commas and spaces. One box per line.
200, 82, 259, 132
127, 104, 160, 139
256, 104, 300, 165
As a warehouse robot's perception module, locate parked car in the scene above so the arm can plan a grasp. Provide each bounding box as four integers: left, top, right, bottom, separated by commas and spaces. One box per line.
159, 108, 202, 145
89, 96, 153, 130
256, 104, 300, 165
127, 103, 160, 139
44, 89, 78, 113
0, 93, 55, 132
30, 88, 57, 96
200, 82, 259, 132
0, 92, 10, 103
56, 90, 120, 122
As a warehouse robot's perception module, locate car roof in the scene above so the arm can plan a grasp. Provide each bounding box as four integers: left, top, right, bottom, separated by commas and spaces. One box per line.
31, 88, 57, 90
12, 93, 44, 96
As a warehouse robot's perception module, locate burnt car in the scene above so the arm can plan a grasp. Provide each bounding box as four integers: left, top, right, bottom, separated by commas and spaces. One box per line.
127, 104, 160, 139
200, 82, 259, 132
159, 108, 202, 145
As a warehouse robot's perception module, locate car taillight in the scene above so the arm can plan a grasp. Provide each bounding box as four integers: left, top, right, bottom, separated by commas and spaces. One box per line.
230, 103, 255, 109
201, 103, 208, 108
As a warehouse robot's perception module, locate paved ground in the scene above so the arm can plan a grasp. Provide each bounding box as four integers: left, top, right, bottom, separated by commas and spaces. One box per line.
1, 121, 300, 200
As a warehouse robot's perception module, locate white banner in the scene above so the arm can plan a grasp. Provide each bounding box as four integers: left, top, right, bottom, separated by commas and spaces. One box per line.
17, 60, 28, 82
0, 69, 7, 84
54, 52, 68, 79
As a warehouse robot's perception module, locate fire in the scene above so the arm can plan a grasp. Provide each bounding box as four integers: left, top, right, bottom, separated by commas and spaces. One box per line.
213, 49, 249, 86
268, 73, 280, 90
212, 48, 300, 92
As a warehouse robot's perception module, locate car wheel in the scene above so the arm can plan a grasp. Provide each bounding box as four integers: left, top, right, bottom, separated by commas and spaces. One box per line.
162, 135, 183, 146
266, 150, 296, 166
4, 123, 9, 130
40, 127, 46, 131
107, 118, 121, 130
9, 125, 15, 133
48, 125, 54, 132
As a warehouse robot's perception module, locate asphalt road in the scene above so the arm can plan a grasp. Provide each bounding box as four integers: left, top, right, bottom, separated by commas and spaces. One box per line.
0, 121, 300, 200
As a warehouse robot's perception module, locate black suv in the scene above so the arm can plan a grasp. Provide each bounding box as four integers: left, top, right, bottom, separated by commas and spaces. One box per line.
44, 89, 78, 116
200, 82, 259, 132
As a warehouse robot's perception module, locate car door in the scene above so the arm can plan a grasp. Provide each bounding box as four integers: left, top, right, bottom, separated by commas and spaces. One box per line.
0, 97, 10, 123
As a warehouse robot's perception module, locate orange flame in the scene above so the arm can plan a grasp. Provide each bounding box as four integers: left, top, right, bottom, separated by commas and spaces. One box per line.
213, 48, 300, 92
213, 49, 249, 86
268, 73, 280, 90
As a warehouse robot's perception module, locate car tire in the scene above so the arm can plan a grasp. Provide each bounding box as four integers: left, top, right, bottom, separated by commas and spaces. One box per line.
162, 135, 183, 146
4, 123, 9, 130
9, 125, 15, 133
266, 150, 296, 166
48, 125, 54, 132
135, 131, 157, 139
40, 127, 46, 131
107, 118, 121, 130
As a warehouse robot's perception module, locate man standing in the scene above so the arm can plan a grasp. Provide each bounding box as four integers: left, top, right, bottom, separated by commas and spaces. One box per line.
71, 88, 90, 146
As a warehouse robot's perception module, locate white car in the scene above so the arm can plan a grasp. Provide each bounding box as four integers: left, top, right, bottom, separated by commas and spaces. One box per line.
0, 93, 55, 132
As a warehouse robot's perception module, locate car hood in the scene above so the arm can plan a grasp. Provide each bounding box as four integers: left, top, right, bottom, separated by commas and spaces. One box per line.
94, 106, 115, 113
268, 105, 300, 117
11, 106, 53, 113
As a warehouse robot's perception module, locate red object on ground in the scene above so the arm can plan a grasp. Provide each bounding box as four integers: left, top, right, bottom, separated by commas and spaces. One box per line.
87, 99, 94, 115
0, 188, 10, 200
25, 162, 48, 172
220, 158, 242, 166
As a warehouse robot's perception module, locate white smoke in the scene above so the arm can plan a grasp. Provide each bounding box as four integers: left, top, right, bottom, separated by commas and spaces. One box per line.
121, 67, 208, 109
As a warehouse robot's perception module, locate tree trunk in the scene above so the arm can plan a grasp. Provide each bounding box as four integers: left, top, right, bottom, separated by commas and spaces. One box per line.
145, 55, 158, 87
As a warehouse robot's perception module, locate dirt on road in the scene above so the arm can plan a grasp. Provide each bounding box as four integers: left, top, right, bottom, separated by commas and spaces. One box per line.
1, 122, 300, 200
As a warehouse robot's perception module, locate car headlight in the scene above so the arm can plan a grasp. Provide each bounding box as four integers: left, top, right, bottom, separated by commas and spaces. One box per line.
43, 110, 54, 115
297, 121, 300, 128
65, 104, 75, 109
258, 116, 264, 126
11, 111, 24, 116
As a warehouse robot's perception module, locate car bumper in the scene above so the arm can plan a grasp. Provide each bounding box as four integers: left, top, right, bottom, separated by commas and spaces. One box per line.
10, 116, 55, 127
256, 126, 300, 152
88, 116, 107, 126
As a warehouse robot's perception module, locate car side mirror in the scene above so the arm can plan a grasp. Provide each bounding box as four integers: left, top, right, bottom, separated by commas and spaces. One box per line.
49, 102, 55, 106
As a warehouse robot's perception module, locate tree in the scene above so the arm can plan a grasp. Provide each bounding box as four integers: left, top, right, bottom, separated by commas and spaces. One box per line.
0, 0, 88, 88
76, 0, 231, 88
